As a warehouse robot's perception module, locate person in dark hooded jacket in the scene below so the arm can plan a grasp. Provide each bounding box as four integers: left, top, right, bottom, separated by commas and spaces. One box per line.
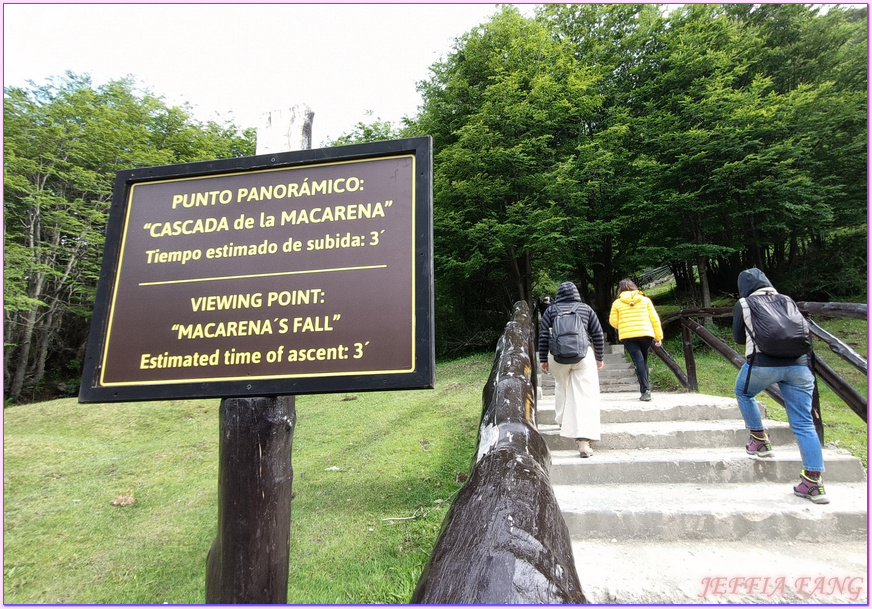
733, 268, 828, 504
538, 281, 605, 458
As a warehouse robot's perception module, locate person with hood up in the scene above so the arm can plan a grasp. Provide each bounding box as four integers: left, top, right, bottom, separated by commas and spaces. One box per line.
733, 268, 828, 504
608, 279, 663, 401
538, 281, 605, 458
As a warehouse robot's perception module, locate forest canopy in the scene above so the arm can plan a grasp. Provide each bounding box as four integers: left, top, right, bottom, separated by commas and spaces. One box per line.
4, 4, 867, 402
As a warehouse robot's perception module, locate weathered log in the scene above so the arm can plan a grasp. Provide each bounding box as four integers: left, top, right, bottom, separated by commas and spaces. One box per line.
810, 353, 868, 423
798, 302, 867, 320
651, 343, 692, 390
808, 319, 868, 376
411, 301, 586, 604
660, 307, 735, 325
206, 396, 295, 604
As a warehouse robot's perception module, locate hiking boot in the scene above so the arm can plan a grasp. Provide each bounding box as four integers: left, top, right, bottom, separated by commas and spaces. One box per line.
640, 390, 652, 402
576, 439, 593, 458
745, 432, 773, 458
793, 471, 830, 504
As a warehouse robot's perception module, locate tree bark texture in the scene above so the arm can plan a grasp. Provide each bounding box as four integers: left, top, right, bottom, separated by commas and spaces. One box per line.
205, 396, 295, 604
411, 301, 586, 604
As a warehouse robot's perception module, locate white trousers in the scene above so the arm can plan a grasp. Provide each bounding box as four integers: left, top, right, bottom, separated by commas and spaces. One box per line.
549, 347, 601, 440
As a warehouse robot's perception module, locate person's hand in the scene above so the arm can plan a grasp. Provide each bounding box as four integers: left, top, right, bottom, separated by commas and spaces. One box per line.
597, 360, 604, 370
654, 340, 662, 347
540, 362, 549, 374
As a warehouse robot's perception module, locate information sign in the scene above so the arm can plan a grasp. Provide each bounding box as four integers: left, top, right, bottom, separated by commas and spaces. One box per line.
79, 137, 434, 402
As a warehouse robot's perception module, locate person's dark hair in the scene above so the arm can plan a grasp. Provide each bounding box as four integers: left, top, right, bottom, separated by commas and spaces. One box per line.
618, 279, 639, 293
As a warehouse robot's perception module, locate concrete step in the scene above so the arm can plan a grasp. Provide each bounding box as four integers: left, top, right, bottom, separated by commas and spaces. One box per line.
573, 539, 868, 604
548, 446, 868, 485
598, 367, 636, 378
601, 382, 642, 394
537, 392, 758, 425
540, 419, 797, 451
553, 481, 869, 541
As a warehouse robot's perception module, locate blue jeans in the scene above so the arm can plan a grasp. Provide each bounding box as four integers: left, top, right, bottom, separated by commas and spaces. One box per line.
734, 363, 824, 472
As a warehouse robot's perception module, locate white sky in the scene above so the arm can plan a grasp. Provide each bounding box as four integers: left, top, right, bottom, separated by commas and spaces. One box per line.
3, 3, 535, 147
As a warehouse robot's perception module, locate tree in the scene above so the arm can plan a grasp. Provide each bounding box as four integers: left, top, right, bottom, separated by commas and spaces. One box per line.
415, 7, 601, 351
325, 110, 410, 147
3, 73, 255, 403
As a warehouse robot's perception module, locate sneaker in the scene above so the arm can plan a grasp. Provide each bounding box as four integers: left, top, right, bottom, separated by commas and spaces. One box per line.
576, 439, 593, 458
640, 391, 652, 402
745, 432, 773, 458
793, 471, 830, 504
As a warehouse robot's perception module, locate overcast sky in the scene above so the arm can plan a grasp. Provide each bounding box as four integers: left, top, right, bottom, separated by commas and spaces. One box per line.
3, 3, 532, 146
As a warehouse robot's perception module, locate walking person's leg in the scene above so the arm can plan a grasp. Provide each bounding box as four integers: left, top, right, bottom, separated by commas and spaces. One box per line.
623, 338, 652, 399
779, 365, 829, 504
734, 363, 777, 457
561, 348, 601, 457
549, 354, 570, 426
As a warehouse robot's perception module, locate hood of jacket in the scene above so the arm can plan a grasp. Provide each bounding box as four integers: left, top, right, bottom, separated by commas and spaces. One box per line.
738, 268, 773, 298
619, 290, 644, 306
554, 281, 582, 304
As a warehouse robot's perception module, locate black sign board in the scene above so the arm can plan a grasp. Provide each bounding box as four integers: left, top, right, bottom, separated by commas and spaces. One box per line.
79, 137, 434, 402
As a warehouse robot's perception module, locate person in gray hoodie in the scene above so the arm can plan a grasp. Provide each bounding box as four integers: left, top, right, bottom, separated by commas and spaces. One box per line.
732, 268, 828, 504
538, 281, 605, 457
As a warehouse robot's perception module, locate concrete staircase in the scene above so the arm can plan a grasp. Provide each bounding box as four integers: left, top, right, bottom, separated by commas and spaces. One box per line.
598, 343, 641, 393
536, 347, 868, 604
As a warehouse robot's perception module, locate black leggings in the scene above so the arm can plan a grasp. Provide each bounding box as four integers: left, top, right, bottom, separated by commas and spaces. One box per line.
623, 336, 654, 394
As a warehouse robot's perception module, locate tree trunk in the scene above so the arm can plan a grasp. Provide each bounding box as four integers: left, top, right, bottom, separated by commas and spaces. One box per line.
696, 253, 712, 309
9, 273, 44, 402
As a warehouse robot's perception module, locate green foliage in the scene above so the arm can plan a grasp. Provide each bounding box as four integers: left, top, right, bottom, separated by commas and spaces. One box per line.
3, 73, 255, 403
4, 3, 867, 393
3, 353, 491, 604
325, 110, 412, 147
412, 3, 866, 352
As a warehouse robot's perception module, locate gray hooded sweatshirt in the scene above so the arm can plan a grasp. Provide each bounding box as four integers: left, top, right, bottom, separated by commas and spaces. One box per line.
538, 281, 605, 364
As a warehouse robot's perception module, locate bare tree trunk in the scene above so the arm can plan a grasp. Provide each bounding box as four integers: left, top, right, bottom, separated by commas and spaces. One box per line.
9, 255, 46, 402
696, 253, 712, 309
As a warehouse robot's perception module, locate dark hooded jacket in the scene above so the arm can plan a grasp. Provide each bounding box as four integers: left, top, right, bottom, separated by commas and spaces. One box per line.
538, 282, 605, 364
732, 268, 807, 367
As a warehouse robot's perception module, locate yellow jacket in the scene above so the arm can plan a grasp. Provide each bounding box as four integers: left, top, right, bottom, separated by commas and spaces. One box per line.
609, 290, 663, 341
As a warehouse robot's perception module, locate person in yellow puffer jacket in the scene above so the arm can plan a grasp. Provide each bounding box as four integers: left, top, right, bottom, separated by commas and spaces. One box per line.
608, 279, 663, 401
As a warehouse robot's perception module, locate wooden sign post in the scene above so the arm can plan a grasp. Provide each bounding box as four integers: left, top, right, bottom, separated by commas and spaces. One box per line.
79, 133, 434, 603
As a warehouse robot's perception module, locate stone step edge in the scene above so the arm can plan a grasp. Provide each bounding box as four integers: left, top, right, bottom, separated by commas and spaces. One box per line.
553, 482, 868, 541
547, 446, 867, 484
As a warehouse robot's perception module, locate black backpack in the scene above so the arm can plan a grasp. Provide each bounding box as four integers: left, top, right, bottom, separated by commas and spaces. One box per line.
548, 303, 589, 364
740, 293, 811, 359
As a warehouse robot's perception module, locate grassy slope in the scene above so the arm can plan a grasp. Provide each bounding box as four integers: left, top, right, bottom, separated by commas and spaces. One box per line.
4, 353, 491, 604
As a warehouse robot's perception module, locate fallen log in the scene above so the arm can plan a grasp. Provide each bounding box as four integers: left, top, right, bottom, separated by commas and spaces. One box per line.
798, 302, 867, 320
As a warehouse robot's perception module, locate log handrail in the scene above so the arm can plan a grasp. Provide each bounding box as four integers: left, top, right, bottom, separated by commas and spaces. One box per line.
807, 318, 868, 375
652, 302, 867, 424
411, 300, 586, 604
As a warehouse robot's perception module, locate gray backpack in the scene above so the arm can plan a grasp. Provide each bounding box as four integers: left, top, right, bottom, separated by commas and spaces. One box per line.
548, 303, 589, 364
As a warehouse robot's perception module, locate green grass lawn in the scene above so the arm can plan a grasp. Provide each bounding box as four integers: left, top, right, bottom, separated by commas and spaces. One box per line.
4, 353, 491, 604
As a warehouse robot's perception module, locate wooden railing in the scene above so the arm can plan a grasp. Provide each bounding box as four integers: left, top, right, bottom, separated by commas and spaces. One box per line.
411, 301, 586, 604
652, 303, 867, 438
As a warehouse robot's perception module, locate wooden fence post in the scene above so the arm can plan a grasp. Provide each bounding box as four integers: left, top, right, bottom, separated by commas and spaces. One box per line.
680, 319, 699, 391
205, 396, 295, 604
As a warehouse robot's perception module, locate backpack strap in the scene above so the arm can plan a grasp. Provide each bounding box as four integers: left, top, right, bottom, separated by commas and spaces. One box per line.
738, 297, 757, 394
